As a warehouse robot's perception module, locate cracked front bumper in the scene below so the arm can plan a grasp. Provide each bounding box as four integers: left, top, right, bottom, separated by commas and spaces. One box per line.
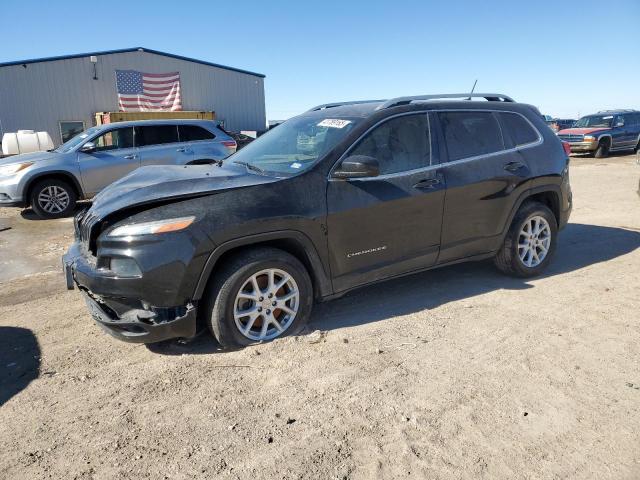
63, 242, 198, 344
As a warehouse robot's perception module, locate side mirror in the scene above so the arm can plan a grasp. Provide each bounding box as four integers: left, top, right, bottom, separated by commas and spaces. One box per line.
80, 141, 96, 153
333, 155, 380, 179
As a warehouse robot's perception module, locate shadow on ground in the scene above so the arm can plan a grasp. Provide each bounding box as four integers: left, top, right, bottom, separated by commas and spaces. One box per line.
150, 223, 640, 354
19, 202, 90, 221
0, 327, 40, 406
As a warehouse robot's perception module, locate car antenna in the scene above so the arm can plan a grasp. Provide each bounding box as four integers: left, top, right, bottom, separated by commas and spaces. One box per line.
466, 79, 478, 100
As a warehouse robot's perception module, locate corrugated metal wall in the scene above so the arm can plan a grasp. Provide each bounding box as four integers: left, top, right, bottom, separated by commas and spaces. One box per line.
0, 50, 266, 144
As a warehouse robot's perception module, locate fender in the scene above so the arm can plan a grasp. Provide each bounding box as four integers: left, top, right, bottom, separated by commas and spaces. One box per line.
23, 170, 85, 200
193, 230, 332, 301
595, 133, 613, 148
500, 184, 563, 242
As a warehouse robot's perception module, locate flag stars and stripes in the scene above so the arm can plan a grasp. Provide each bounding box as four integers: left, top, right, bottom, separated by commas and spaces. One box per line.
115, 69, 182, 112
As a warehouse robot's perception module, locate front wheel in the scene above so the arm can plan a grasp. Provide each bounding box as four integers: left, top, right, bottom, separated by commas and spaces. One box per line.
494, 201, 558, 277
30, 179, 77, 219
203, 247, 313, 348
594, 139, 610, 158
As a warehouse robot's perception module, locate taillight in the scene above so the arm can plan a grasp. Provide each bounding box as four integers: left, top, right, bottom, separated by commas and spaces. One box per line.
222, 140, 237, 149
561, 141, 571, 157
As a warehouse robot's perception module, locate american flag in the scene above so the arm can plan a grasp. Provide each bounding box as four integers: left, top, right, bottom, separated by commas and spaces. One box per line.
115, 70, 182, 111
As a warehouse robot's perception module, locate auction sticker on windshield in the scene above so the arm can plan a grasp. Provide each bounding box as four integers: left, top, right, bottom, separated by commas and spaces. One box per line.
317, 119, 352, 129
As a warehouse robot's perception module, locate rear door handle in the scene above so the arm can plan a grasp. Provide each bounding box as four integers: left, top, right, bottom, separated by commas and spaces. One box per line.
504, 161, 525, 172
123, 154, 137, 160
413, 178, 440, 189
176, 147, 187, 152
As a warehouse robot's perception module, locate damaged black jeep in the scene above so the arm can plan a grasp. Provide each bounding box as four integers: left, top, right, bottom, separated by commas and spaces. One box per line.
63, 93, 572, 347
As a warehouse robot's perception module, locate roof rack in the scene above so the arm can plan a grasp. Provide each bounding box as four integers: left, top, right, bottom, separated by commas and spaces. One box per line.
596, 109, 637, 113
307, 100, 384, 112
375, 93, 515, 110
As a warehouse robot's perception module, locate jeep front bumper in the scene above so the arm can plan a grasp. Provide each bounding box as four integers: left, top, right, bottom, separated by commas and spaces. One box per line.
63, 242, 198, 344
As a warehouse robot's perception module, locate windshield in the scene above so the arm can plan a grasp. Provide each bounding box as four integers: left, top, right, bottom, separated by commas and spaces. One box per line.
573, 115, 613, 128
229, 116, 360, 176
54, 126, 102, 153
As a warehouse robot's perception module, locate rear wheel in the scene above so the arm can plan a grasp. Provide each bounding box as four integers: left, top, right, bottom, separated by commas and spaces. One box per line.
30, 179, 77, 219
594, 139, 610, 158
203, 247, 313, 348
494, 201, 558, 277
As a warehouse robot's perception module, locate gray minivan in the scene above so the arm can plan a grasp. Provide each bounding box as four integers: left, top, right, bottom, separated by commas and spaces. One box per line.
0, 119, 236, 218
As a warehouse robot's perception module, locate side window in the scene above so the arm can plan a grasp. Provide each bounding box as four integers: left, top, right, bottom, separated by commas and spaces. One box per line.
348, 114, 431, 175
135, 125, 179, 147
179, 125, 215, 142
498, 112, 540, 147
93, 128, 134, 152
614, 115, 625, 128
438, 112, 504, 161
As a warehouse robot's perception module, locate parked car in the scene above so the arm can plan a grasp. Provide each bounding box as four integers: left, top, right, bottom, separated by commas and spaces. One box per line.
0, 120, 237, 218
63, 93, 572, 347
548, 118, 576, 133
557, 110, 640, 158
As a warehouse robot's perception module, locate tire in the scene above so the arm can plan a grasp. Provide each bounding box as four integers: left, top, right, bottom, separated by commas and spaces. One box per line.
494, 201, 558, 277
30, 179, 77, 219
594, 139, 610, 158
203, 247, 313, 348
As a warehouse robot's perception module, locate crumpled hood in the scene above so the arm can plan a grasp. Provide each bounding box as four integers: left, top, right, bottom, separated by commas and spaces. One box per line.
558, 127, 610, 135
0, 150, 60, 166
89, 163, 278, 218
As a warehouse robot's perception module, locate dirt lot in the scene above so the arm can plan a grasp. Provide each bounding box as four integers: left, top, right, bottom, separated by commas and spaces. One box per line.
1, 154, 639, 479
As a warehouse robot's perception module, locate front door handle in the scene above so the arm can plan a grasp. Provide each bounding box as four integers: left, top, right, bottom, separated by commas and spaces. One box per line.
413, 178, 440, 189
123, 154, 137, 160
176, 147, 187, 153
504, 161, 525, 172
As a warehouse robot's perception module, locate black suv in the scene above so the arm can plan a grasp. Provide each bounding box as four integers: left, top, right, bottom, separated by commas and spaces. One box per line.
63, 93, 572, 347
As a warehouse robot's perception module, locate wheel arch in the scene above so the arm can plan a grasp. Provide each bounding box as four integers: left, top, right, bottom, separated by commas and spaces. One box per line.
502, 185, 562, 240
24, 171, 84, 204
597, 134, 612, 147
193, 231, 332, 302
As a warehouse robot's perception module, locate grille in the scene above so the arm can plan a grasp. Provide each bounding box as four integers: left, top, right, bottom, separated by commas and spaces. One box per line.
557, 134, 584, 143
74, 209, 100, 254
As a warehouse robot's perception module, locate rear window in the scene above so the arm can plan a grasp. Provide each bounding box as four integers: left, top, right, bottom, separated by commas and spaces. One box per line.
438, 112, 504, 161
498, 112, 539, 147
179, 125, 215, 142
135, 125, 179, 147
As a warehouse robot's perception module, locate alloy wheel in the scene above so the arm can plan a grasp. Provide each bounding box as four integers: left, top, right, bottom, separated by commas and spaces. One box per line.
37, 185, 70, 214
233, 268, 299, 341
517, 215, 551, 268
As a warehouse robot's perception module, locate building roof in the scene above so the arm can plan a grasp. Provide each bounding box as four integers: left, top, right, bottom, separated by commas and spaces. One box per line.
0, 47, 265, 78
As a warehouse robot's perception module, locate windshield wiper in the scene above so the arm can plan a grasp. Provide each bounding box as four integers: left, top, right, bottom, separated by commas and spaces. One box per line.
233, 161, 266, 175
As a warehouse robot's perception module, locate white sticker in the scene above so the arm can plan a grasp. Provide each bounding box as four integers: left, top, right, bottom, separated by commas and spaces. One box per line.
602, 116, 613, 119
290, 162, 302, 169
80, 134, 88, 138
317, 119, 352, 129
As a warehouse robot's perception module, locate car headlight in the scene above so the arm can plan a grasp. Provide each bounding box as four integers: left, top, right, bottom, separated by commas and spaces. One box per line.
0, 162, 34, 176
583, 135, 596, 142
108, 216, 195, 237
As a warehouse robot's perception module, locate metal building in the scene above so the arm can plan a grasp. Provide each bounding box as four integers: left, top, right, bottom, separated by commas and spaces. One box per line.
0, 47, 266, 145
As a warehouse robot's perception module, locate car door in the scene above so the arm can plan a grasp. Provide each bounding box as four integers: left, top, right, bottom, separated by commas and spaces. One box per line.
136, 124, 194, 166
436, 110, 535, 263
77, 126, 138, 196
612, 114, 635, 150
326, 112, 446, 292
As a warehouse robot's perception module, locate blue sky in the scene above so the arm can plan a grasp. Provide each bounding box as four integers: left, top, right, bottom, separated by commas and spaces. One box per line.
1, 0, 639, 120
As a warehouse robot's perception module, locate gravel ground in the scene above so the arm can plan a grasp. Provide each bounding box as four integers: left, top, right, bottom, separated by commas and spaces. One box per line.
1, 154, 639, 479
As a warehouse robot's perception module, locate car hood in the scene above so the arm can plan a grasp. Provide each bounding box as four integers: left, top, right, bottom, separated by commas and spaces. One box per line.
89, 163, 279, 219
557, 127, 610, 135
0, 150, 61, 166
